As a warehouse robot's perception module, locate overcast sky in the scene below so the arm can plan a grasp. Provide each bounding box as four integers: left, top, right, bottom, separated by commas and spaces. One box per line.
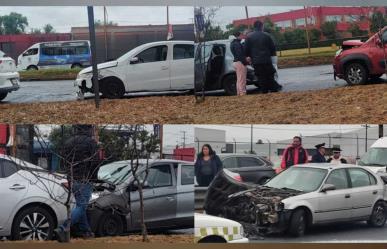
0, 6, 302, 33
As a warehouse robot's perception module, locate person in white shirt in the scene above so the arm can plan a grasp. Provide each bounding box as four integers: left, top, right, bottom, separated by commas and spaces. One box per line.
327, 147, 347, 165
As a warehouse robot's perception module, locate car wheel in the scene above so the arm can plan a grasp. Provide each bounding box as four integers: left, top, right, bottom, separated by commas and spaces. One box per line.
27, 65, 38, 71
367, 201, 387, 227
11, 206, 55, 241
288, 209, 306, 237
97, 213, 124, 237
344, 63, 368, 85
198, 235, 227, 243
223, 74, 237, 96
0, 92, 8, 101
100, 78, 125, 99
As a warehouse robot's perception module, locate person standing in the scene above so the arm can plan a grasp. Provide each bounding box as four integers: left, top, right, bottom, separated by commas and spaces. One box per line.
327, 146, 348, 164
311, 143, 327, 163
230, 31, 247, 96
194, 144, 223, 187
280, 136, 309, 169
245, 20, 280, 93
54, 125, 99, 242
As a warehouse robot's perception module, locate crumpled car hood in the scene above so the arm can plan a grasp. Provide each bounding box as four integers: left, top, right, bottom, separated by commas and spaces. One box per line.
204, 170, 302, 230
79, 60, 118, 74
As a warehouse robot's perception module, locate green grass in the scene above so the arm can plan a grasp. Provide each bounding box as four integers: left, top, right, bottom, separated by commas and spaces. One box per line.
278, 46, 338, 58
19, 68, 82, 81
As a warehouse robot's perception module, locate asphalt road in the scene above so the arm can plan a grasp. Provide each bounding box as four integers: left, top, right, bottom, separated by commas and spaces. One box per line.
250, 221, 387, 243
2, 64, 385, 104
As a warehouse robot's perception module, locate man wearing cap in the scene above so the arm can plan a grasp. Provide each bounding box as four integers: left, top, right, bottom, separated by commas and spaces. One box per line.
311, 143, 327, 163
327, 146, 348, 165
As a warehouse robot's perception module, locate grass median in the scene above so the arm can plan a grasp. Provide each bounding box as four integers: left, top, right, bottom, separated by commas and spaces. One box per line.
19, 68, 81, 81
1, 83, 386, 124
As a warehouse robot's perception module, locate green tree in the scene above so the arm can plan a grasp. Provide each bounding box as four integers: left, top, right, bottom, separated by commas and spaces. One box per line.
94, 19, 118, 27
204, 25, 225, 41
310, 28, 322, 42
348, 23, 367, 37
370, 11, 387, 33
321, 21, 339, 39
223, 23, 249, 39
30, 28, 42, 34
263, 17, 285, 46
48, 125, 74, 155
43, 24, 54, 34
0, 12, 28, 34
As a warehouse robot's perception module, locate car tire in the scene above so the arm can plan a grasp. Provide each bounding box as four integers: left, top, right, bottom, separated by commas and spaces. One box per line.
344, 62, 368, 86
0, 92, 8, 101
223, 74, 237, 96
11, 206, 55, 241
27, 65, 38, 71
97, 213, 124, 237
100, 78, 125, 99
198, 235, 227, 243
288, 209, 306, 237
367, 201, 387, 227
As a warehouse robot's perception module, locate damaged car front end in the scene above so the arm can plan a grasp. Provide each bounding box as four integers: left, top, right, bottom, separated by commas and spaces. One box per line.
204, 170, 303, 236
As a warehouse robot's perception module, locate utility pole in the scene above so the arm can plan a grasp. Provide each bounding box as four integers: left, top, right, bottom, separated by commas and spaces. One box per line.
233, 138, 237, 154
379, 124, 384, 138
303, 6, 311, 55
245, 6, 250, 29
250, 124, 253, 154
87, 6, 100, 109
181, 131, 186, 148
159, 125, 163, 159
103, 6, 108, 61
362, 124, 370, 152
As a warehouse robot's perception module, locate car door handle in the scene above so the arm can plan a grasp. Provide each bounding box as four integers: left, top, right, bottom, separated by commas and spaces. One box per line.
166, 196, 175, 201
161, 66, 169, 70
345, 194, 351, 198
372, 190, 378, 195
9, 184, 26, 190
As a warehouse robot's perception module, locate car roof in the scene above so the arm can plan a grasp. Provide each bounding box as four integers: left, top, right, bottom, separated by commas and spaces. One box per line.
0, 154, 44, 170
217, 153, 262, 157
371, 137, 387, 148
293, 163, 361, 170
102, 158, 193, 166
143, 40, 193, 46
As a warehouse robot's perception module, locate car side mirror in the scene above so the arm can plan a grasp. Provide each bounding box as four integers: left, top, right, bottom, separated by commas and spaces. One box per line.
130, 57, 139, 64
321, 184, 336, 192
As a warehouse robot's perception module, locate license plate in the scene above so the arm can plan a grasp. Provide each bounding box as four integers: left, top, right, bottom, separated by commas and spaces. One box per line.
11, 78, 19, 85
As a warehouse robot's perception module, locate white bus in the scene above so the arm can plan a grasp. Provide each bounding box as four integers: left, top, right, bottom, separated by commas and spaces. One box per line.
17, 40, 91, 71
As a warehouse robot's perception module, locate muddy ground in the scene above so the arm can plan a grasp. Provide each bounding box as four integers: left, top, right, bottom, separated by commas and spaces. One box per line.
0, 83, 386, 124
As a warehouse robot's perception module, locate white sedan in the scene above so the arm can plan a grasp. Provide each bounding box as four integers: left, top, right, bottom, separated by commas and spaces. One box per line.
75, 40, 194, 99
195, 213, 248, 243
0, 155, 68, 240
0, 51, 20, 101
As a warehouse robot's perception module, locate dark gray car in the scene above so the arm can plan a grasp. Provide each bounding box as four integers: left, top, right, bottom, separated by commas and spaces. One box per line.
87, 159, 194, 236
218, 153, 275, 184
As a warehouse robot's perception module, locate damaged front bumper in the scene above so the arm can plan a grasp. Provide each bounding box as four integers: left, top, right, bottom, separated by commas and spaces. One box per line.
204, 170, 300, 236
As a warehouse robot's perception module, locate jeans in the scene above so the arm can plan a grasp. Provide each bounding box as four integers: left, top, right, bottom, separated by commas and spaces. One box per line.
61, 181, 93, 233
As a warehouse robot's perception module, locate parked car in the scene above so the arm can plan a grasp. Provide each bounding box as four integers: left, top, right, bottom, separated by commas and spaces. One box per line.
358, 136, 387, 175
195, 40, 259, 96
204, 163, 387, 237
75, 40, 194, 99
0, 50, 20, 101
87, 159, 194, 236
194, 213, 248, 243
217, 153, 275, 184
0, 154, 68, 241
333, 26, 387, 85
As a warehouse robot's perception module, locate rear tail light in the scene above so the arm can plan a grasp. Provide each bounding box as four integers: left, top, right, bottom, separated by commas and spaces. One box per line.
234, 175, 242, 182
61, 182, 69, 189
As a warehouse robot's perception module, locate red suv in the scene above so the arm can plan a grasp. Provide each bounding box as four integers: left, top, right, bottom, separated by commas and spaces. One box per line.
333, 27, 387, 85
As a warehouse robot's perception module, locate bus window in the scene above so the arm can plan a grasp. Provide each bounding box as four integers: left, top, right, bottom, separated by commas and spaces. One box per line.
62, 47, 75, 55
23, 48, 38, 56
75, 46, 89, 55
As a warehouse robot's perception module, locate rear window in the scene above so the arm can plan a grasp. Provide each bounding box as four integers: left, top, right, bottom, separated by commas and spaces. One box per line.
181, 164, 194, 185
173, 44, 194, 60
238, 157, 264, 167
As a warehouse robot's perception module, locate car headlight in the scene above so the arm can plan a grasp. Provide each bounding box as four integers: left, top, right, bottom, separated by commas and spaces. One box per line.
335, 49, 342, 57
77, 72, 92, 80
90, 192, 100, 202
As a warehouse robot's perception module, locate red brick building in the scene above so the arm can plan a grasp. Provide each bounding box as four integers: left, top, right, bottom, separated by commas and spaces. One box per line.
233, 6, 386, 32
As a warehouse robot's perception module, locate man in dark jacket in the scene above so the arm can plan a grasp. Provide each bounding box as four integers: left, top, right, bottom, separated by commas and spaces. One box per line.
230, 31, 247, 95
245, 20, 280, 93
54, 125, 99, 242
311, 143, 327, 163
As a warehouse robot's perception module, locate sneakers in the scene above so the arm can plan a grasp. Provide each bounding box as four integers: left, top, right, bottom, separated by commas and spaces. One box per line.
54, 228, 68, 243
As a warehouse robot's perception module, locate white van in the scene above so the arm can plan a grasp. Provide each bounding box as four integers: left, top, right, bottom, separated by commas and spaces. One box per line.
17, 40, 91, 71
74, 40, 194, 99
358, 137, 387, 175
0, 50, 20, 101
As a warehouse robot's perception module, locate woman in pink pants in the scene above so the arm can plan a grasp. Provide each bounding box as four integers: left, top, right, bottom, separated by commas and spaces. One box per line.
230, 31, 248, 96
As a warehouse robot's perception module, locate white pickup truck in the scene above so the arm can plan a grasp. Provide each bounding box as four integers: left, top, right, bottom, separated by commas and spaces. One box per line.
0, 51, 20, 101
75, 40, 194, 99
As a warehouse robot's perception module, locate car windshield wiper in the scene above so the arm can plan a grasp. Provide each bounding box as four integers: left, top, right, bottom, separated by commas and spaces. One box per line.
281, 187, 303, 192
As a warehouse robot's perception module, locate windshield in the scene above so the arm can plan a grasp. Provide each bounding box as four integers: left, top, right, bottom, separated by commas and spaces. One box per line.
98, 162, 135, 185
358, 148, 387, 167
265, 167, 328, 192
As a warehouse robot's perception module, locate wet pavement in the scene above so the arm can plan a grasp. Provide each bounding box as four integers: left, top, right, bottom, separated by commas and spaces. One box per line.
1, 65, 385, 104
